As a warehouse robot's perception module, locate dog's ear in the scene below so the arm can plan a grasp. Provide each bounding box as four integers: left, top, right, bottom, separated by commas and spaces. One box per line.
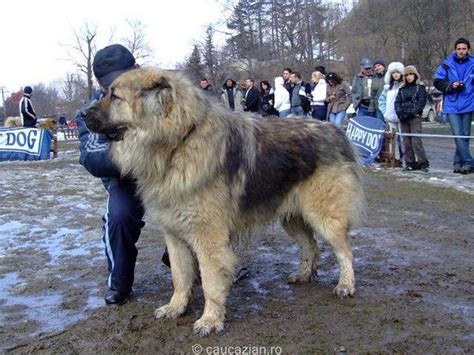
141, 77, 171, 96
141, 76, 173, 117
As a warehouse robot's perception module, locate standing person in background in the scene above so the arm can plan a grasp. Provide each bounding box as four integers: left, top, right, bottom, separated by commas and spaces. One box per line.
352, 58, 375, 117
19, 86, 37, 127
378, 62, 405, 165
282, 67, 293, 95
221, 79, 243, 112
243, 78, 260, 113
289, 71, 311, 116
59, 113, 67, 126
326, 72, 352, 127
395, 65, 429, 172
259, 80, 277, 117
273, 77, 291, 118
372, 59, 387, 121
199, 78, 216, 99
310, 71, 327, 120
434, 37, 474, 174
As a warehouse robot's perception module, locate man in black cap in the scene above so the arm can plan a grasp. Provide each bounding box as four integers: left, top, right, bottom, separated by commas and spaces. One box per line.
19, 86, 37, 127
76, 44, 169, 305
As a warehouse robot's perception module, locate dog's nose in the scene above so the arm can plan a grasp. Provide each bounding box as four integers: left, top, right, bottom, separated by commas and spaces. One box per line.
84, 107, 104, 133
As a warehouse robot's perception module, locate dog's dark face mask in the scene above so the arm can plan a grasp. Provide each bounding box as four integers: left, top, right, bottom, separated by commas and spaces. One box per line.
85, 98, 128, 141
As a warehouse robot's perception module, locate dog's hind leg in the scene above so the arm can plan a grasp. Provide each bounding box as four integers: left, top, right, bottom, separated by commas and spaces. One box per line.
192, 236, 238, 336
299, 168, 360, 298
281, 215, 319, 283
314, 217, 354, 298
301, 200, 355, 297
155, 233, 196, 319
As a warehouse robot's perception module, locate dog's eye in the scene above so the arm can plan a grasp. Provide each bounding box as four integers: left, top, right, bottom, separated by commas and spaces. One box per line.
110, 93, 122, 101
110, 88, 123, 101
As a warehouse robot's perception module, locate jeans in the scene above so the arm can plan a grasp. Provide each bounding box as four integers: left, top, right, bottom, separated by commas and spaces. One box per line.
290, 106, 305, 117
329, 111, 346, 127
357, 105, 376, 117
447, 112, 473, 168
278, 109, 291, 118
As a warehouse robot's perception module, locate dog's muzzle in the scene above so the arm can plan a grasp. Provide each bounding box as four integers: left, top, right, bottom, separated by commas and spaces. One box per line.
84, 105, 128, 141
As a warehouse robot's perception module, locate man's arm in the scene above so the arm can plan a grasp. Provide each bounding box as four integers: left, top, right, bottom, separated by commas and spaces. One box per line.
433, 63, 454, 93
21, 98, 36, 119
76, 102, 121, 179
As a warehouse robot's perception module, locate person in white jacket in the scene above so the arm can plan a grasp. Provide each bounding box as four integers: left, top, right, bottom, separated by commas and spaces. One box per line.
378, 62, 405, 162
273, 76, 291, 118
310, 71, 327, 120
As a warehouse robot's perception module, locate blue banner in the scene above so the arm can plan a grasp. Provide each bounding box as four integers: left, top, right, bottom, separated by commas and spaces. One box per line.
0, 128, 53, 161
346, 116, 386, 165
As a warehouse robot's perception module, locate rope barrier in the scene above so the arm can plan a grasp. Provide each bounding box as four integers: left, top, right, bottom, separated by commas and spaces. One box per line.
396, 132, 474, 139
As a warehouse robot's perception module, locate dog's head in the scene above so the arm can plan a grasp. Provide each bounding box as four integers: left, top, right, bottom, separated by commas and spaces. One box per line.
85, 68, 202, 143
37, 117, 57, 133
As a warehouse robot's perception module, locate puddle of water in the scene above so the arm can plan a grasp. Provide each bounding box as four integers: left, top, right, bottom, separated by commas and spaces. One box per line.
0, 271, 104, 336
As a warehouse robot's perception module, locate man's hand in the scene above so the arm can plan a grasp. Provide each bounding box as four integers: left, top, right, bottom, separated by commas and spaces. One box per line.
452, 81, 463, 89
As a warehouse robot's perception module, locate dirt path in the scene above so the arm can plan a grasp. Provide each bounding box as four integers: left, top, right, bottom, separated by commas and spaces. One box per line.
0, 130, 473, 353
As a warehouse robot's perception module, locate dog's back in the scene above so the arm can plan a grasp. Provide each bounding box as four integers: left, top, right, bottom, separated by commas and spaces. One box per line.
4, 117, 22, 128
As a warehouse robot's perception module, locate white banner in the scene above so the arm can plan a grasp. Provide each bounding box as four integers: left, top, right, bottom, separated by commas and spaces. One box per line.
0, 128, 43, 154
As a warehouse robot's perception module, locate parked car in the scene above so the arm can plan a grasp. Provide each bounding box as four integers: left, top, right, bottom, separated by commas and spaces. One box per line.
422, 96, 437, 122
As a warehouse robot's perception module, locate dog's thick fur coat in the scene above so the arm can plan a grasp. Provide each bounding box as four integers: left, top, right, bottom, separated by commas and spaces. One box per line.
85, 68, 366, 336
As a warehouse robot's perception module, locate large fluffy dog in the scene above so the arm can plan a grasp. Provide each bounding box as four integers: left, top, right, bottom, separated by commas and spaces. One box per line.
85, 68, 366, 336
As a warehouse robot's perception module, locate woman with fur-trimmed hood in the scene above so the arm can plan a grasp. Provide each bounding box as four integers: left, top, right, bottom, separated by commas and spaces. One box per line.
378, 62, 404, 162
395, 65, 429, 171
221, 79, 244, 111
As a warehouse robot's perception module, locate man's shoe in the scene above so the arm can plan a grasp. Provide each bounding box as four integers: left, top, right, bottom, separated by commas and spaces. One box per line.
453, 167, 462, 174
104, 289, 133, 305
460, 166, 471, 175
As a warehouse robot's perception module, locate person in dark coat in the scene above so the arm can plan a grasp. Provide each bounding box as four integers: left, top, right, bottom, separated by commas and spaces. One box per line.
243, 78, 260, 112
259, 80, 277, 116
395, 65, 429, 171
19, 86, 37, 127
76, 44, 169, 306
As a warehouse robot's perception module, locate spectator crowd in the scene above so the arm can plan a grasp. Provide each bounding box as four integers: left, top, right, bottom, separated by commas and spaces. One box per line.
198, 37, 473, 174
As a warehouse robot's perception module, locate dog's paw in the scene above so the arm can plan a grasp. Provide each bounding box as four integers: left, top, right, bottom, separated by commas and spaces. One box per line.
154, 304, 184, 319
287, 271, 312, 284
333, 283, 355, 298
193, 317, 224, 336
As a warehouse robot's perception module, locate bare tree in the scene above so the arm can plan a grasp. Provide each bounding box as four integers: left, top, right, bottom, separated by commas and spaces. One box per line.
63, 21, 98, 98
32, 83, 60, 117
58, 73, 88, 117
121, 19, 154, 64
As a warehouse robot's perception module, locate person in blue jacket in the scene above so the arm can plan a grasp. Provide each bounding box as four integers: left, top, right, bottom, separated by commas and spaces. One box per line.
76, 44, 169, 305
434, 37, 474, 174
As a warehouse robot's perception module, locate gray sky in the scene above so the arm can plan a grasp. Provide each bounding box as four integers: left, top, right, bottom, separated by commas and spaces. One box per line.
0, 0, 228, 96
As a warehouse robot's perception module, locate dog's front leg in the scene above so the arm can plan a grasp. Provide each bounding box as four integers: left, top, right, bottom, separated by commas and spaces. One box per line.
192, 236, 238, 336
154, 233, 196, 319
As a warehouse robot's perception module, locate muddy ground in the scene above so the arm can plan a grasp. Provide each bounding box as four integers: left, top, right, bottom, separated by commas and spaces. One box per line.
0, 126, 473, 354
